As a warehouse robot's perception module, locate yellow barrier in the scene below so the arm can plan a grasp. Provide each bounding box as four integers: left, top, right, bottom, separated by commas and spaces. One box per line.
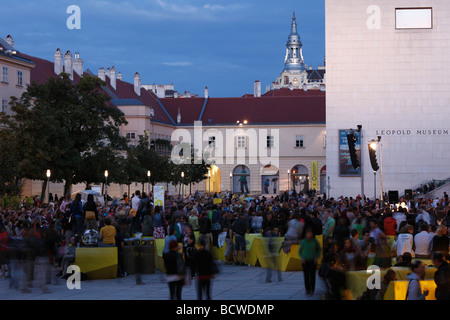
346, 267, 437, 300
384, 280, 436, 300
75, 247, 118, 279
276, 235, 323, 271
155, 239, 166, 272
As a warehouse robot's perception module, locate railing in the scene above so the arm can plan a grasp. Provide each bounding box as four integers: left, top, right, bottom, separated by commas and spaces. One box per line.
411, 177, 450, 198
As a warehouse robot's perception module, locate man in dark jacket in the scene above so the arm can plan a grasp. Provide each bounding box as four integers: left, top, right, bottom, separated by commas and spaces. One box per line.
193, 237, 215, 300
432, 252, 450, 300
199, 213, 212, 250
232, 212, 249, 267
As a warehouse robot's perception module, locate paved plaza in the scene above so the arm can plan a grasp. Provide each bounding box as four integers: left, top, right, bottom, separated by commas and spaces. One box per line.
0, 258, 326, 300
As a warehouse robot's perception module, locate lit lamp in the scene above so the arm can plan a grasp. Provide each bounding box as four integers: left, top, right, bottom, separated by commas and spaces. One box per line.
104, 170, 109, 208
181, 171, 185, 197
46, 170, 51, 204
147, 170, 151, 195
287, 169, 290, 193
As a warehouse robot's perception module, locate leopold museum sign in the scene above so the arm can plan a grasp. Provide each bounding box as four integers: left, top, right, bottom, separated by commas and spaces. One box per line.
375, 129, 449, 136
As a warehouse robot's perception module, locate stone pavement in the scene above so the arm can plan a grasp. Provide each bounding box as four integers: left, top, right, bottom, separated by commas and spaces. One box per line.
0, 258, 326, 300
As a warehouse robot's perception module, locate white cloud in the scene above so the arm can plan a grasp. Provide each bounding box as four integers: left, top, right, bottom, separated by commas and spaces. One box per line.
162, 62, 192, 67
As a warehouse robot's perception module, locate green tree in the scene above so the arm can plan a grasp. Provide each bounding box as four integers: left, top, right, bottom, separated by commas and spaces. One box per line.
1, 73, 128, 199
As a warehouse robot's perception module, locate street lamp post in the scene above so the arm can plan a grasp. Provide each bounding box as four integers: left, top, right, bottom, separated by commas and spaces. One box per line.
230, 172, 233, 193
147, 170, 151, 196
46, 169, 51, 204
181, 171, 185, 198
287, 170, 290, 193
104, 170, 109, 209
369, 140, 378, 201
378, 136, 384, 203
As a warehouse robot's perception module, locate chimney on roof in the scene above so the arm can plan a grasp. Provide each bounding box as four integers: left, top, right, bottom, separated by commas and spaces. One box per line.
204, 86, 209, 99
254, 80, 261, 97
54, 48, 63, 76
110, 66, 116, 90
303, 84, 308, 92
134, 72, 142, 96
117, 71, 123, 81
64, 50, 73, 80
177, 107, 181, 124
73, 52, 83, 76
5, 35, 14, 48
98, 67, 106, 82
105, 67, 111, 80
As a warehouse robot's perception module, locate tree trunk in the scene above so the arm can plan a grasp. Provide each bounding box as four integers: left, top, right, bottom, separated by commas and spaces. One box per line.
41, 179, 48, 203
63, 178, 72, 199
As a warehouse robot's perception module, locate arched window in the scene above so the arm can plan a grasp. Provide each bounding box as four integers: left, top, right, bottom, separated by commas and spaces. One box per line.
284, 76, 289, 85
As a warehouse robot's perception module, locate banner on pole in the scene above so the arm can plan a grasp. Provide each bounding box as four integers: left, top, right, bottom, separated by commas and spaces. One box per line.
154, 186, 165, 211
311, 161, 318, 190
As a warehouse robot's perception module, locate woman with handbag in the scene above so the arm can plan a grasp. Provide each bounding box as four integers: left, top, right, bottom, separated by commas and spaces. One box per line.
83, 194, 98, 231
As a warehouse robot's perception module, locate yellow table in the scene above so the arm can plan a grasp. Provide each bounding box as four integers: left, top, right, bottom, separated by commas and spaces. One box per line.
384, 280, 436, 300
346, 267, 437, 300
276, 235, 323, 271
75, 247, 118, 279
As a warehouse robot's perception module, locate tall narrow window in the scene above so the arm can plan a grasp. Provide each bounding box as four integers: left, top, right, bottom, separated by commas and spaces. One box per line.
267, 135, 275, 148
1, 99, 8, 113
296, 135, 304, 147
237, 136, 246, 148
17, 70, 23, 86
2, 67, 8, 83
208, 136, 216, 148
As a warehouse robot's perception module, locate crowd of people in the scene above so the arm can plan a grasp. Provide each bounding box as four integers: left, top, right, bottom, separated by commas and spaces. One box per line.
0, 188, 449, 300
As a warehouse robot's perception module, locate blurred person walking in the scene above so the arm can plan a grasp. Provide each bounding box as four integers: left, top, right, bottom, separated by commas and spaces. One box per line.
163, 240, 185, 300
299, 228, 321, 295
193, 237, 216, 300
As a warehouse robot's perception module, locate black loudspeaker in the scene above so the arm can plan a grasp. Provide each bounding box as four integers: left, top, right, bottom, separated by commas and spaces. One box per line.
388, 190, 399, 204
404, 189, 413, 200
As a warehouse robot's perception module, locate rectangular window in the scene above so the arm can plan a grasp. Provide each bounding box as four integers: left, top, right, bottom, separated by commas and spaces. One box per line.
237, 136, 246, 148
126, 132, 136, 141
1, 99, 7, 113
267, 135, 274, 148
296, 135, 304, 148
2, 67, 8, 83
208, 136, 216, 148
396, 8, 432, 29
17, 70, 23, 86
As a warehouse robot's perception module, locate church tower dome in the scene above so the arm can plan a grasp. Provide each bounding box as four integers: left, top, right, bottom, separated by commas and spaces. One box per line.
283, 12, 305, 73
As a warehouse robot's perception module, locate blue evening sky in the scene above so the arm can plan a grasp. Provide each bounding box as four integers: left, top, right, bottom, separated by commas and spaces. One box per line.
1, 0, 325, 97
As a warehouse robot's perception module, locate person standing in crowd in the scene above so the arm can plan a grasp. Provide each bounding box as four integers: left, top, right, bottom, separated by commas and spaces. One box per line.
395, 224, 415, 258
152, 206, 166, 239
233, 211, 249, 268
83, 194, 98, 231
130, 190, 141, 234
414, 224, 433, 258
70, 193, 84, 242
193, 237, 215, 300
0, 223, 11, 279
406, 260, 429, 300
431, 225, 449, 257
299, 228, 322, 295
163, 240, 185, 300
431, 252, 450, 300
198, 212, 212, 251
163, 226, 178, 255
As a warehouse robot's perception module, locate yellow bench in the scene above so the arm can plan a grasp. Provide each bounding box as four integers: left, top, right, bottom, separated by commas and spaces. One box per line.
346, 267, 437, 300
384, 280, 437, 300
75, 247, 118, 279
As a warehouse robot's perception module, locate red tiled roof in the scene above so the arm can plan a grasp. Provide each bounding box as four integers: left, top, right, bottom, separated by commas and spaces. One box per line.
263, 88, 325, 97
19, 53, 173, 124
199, 95, 325, 125
159, 97, 205, 124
